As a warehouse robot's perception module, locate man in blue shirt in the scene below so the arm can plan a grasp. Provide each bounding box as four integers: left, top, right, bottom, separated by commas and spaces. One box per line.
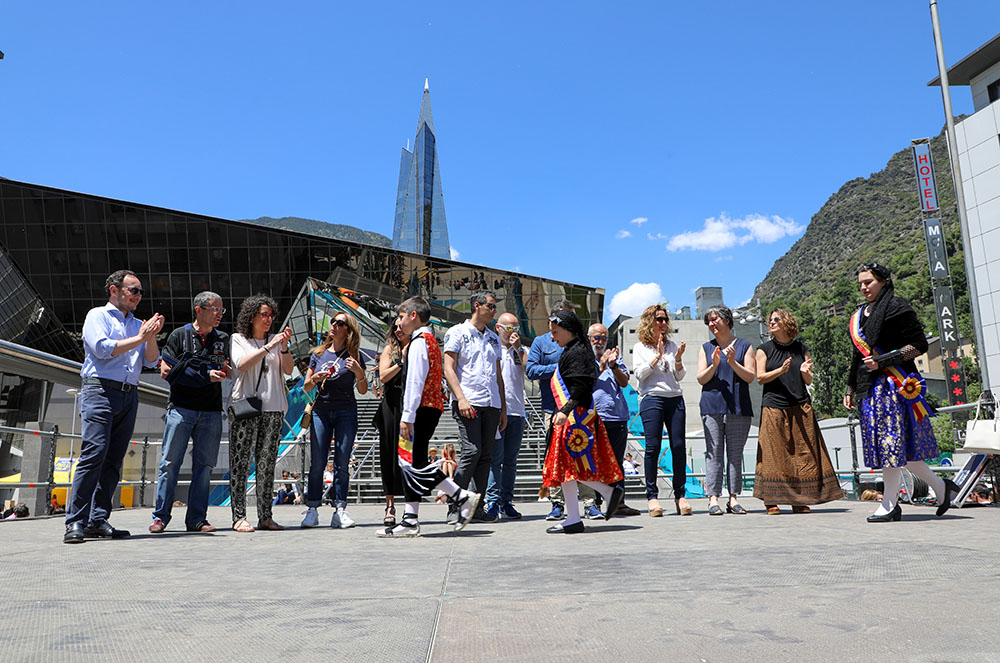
589, 323, 641, 516
527, 300, 599, 519
64, 270, 163, 543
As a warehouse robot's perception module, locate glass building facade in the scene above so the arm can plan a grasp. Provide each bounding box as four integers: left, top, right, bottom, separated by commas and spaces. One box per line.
391, 81, 451, 259
0, 178, 604, 360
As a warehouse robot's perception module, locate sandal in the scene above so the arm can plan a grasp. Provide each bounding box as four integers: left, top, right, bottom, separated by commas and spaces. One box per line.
675, 497, 693, 516
708, 504, 724, 516
384, 504, 396, 528
647, 499, 664, 517
257, 518, 285, 531
726, 502, 748, 515
232, 518, 255, 532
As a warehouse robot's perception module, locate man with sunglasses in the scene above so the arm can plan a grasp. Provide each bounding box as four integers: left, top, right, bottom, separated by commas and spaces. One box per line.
149, 291, 230, 534
589, 323, 641, 516
484, 312, 529, 520
442, 291, 507, 525
65, 270, 164, 543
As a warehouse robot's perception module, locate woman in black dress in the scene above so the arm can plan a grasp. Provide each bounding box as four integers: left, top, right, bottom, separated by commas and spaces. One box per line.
374, 323, 408, 528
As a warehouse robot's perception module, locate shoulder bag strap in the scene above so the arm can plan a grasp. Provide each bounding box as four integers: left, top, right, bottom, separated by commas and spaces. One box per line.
252, 334, 269, 396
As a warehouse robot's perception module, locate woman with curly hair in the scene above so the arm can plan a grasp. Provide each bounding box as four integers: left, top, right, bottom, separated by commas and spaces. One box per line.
754, 308, 842, 514
373, 322, 408, 528
844, 263, 957, 522
229, 295, 293, 532
632, 305, 689, 516
299, 311, 367, 529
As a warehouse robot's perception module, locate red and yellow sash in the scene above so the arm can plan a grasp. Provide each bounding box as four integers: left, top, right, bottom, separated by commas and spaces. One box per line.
849, 306, 932, 422
551, 366, 599, 474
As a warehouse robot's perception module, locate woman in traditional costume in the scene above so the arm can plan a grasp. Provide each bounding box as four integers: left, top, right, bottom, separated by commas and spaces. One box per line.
844, 263, 958, 522
754, 308, 842, 514
542, 310, 624, 533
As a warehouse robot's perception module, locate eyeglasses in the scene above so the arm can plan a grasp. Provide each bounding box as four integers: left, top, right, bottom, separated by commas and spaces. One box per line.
120, 286, 145, 296
200, 306, 226, 314
496, 324, 518, 333
256, 311, 274, 319
654, 317, 668, 323
332, 319, 348, 328
590, 335, 608, 342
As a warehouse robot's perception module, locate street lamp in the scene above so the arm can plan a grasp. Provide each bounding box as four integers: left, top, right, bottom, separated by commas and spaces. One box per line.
66, 388, 79, 458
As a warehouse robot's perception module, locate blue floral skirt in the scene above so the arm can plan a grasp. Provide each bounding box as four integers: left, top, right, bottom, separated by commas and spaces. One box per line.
859, 374, 938, 469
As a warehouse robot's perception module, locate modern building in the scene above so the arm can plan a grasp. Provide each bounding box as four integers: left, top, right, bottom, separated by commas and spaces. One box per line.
695, 286, 723, 319
929, 35, 1000, 397
391, 79, 451, 259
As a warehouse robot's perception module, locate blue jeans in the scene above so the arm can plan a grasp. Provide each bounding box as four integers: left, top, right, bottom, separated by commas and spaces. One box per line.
639, 395, 687, 500
306, 407, 358, 508
153, 407, 223, 527
486, 415, 524, 507
66, 384, 138, 527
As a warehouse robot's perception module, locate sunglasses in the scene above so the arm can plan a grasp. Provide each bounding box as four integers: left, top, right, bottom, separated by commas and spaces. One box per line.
120, 286, 144, 296
769, 317, 782, 324
478, 302, 497, 311
496, 324, 518, 333
590, 335, 608, 342
654, 316, 668, 323
332, 319, 348, 328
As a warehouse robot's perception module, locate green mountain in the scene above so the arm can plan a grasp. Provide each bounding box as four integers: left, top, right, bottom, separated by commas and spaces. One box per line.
241, 216, 392, 248
751, 125, 977, 425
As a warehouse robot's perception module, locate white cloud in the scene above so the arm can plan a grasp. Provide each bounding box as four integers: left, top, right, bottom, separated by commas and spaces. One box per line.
666, 213, 804, 252
615, 229, 632, 239
715, 255, 733, 262
630, 217, 648, 225
608, 282, 666, 319
450, 246, 460, 260
647, 232, 668, 241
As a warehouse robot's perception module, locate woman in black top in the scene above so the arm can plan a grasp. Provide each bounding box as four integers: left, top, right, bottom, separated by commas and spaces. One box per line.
374, 322, 408, 528
754, 309, 842, 514
541, 310, 624, 534
844, 263, 958, 522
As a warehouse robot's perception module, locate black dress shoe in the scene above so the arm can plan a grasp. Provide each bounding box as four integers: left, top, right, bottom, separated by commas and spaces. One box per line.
546, 520, 585, 534
936, 479, 960, 517
603, 485, 625, 520
63, 522, 86, 544
84, 521, 131, 539
867, 504, 902, 522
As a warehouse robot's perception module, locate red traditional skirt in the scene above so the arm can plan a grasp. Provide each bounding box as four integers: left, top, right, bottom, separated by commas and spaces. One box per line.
542, 410, 624, 486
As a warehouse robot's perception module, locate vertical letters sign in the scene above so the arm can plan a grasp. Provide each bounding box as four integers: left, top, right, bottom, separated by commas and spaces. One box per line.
923, 218, 951, 279
911, 141, 939, 212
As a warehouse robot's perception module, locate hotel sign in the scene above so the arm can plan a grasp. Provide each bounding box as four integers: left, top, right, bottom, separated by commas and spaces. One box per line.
911, 141, 939, 212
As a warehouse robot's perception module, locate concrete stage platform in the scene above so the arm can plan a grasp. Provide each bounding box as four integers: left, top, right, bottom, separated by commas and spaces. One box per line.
2, 499, 997, 662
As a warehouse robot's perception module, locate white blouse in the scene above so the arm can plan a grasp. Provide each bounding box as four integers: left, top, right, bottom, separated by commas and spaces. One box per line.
632, 340, 686, 399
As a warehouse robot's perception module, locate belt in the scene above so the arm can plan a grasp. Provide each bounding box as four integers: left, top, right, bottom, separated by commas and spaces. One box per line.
82, 377, 136, 392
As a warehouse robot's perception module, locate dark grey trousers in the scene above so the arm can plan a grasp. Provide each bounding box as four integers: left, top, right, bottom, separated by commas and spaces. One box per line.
452, 402, 501, 495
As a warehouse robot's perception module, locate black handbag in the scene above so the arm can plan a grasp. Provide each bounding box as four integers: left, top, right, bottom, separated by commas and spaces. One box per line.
230, 338, 268, 421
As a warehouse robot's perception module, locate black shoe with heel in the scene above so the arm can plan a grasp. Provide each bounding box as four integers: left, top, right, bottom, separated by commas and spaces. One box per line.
936, 479, 960, 517
867, 504, 902, 522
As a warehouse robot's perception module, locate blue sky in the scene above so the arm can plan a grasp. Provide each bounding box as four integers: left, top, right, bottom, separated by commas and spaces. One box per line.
2, 2, 998, 323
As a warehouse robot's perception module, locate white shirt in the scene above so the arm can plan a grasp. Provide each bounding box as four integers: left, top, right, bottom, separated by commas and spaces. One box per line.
633, 340, 686, 399
499, 343, 527, 418
230, 334, 288, 413
401, 326, 433, 424
443, 320, 502, 408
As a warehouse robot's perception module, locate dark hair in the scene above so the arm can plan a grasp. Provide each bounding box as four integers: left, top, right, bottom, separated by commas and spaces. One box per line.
384, 321, 405, 360
235, 294, 278, 338
703, 305, 734, 329
399, 296, 431, 323
13, 503, 28, 518
856, 261, 896, 344
550, 299, 576, 316
470, 291, 497, 308
549, 309, 588, 346
857, 262, 892, 284
105, 270, 137, 296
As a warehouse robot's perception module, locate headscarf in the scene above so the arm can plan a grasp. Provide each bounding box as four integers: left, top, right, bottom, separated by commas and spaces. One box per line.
549, 309, 589, 347
858, 262, 894, 346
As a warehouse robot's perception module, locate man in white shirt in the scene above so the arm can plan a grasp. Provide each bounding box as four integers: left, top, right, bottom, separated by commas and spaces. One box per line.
443, 291, 507, 525
484, 312, 528, 520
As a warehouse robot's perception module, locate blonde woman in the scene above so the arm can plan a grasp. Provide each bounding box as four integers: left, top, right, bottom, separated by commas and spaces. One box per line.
632, 305, 690, 516
754, 308, 842, 514
299, 312, 368, 529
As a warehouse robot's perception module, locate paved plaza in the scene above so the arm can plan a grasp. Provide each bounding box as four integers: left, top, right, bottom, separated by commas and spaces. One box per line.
2, 499, 998, 662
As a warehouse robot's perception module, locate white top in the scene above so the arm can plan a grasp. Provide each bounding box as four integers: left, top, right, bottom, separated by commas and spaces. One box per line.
443, 320, 502, 408
401, 326, 433, 424
230, 334, 288, 414
632, 340, 686, 399
499, 343, 527, 418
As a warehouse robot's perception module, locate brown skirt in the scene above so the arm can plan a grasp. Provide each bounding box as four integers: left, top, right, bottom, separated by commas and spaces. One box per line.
753, 403, 843, 505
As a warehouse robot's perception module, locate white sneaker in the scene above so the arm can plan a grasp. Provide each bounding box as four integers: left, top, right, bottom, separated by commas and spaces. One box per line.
300, 507, 319, 528
453, 490, 480, 532
337, 507, 356, 529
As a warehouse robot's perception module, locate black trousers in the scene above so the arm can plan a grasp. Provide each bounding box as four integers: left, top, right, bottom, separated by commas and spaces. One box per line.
452, 403, 501, 495
402, 406, 445, 502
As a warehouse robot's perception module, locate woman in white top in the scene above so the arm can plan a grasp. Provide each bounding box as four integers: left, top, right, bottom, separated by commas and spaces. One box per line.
632, 305, 690, 516
229, 295, 293, 532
